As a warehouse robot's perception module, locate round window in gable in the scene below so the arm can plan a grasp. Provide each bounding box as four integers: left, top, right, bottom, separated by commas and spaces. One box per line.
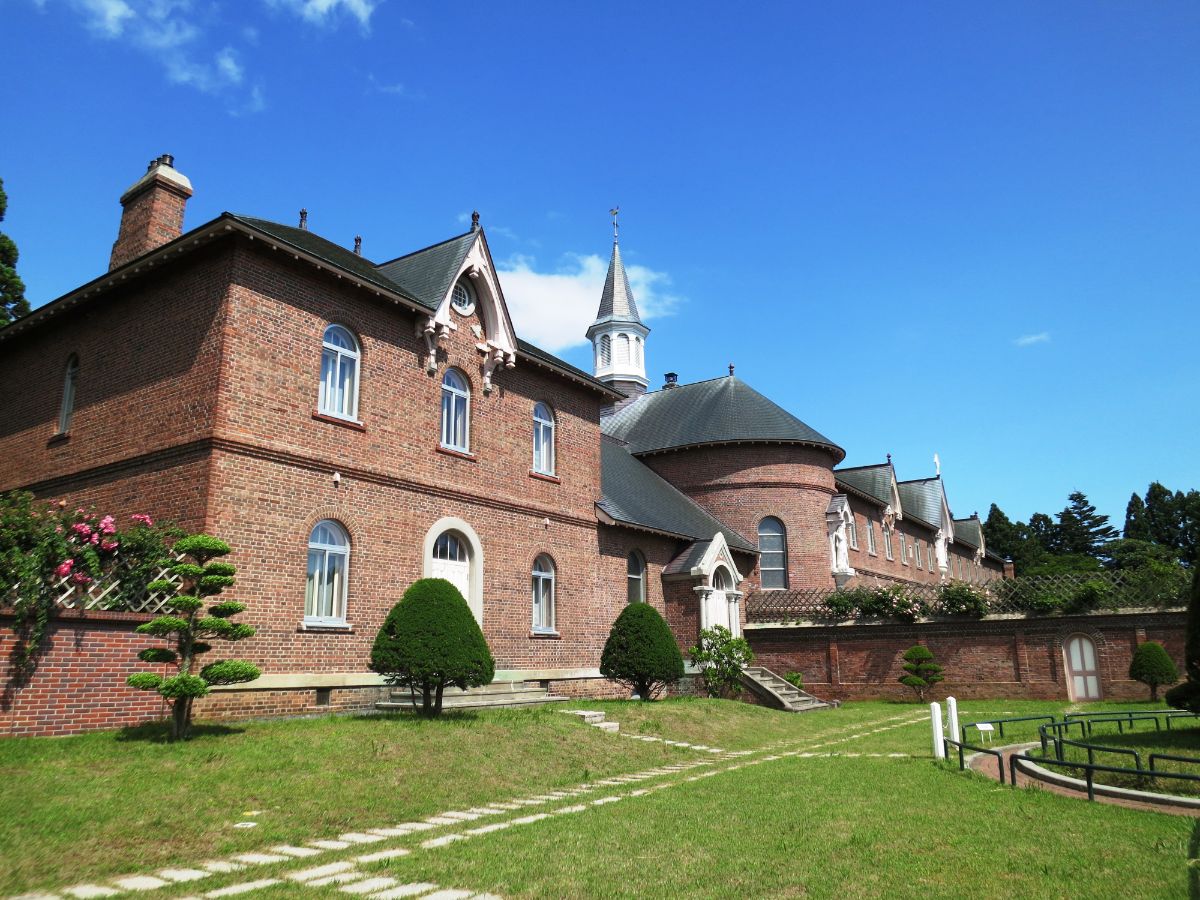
451, 279, 476, 316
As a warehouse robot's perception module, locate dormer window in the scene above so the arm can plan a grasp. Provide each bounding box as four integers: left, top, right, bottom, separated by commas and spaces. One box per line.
451, 279, 476, 316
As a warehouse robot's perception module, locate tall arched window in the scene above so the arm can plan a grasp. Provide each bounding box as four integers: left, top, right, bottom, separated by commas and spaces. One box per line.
633, 335, 643, 367
532, 402, 555, 475
531, 554, 556, 633
319, 324, 360, 420
440, 368, 470, 452
615, 333, 630, 365
599, 335, 612, 367
57, 354, 79, 434
627, 550, 646, 603
758, 517, 788, 589
306, 520, 350, 624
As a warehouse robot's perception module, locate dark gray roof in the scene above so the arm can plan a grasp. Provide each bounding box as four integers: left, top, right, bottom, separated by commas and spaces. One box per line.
516, 338, 622, 396
835, 464, 894, 507
953, 517, 983, 549
897, 478, 947, 531
601, 375, 844, 461
229, 215, 422, 304
599, 441, 755, 552
590, 240, 642, 327
663, 541, 711, 576
376, 231, 477, 310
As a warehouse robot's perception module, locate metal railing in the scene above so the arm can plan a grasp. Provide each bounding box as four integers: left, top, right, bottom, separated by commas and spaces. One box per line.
746, 570, 1187, 625
1008, 751, 1200, 802
944, 737, 1006, 785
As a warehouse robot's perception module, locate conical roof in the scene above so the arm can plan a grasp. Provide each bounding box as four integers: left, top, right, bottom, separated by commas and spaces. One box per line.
591, 240, 641, 326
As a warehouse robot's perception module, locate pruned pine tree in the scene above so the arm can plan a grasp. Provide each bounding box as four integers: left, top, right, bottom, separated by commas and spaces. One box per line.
127, 534, 259, 740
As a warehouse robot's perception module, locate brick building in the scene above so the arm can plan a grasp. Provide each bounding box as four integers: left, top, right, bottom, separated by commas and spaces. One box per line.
1, 156, 1075, 736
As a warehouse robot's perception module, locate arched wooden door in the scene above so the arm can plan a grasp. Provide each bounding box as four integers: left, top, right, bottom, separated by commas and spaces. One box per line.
1064, 634, 1102, 700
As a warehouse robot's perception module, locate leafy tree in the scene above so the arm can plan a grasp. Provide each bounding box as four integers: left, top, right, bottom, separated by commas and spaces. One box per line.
688, 626, 754, 698
1128, 642, 1178, 701
1103, 538, 1189, 607
370, 578, 494, 717
1145, 482, 1181, 551
898, 645, 943, 702
1166, 568, 1200, 713
126, 534, 259, 740
0, 178, 29, 325
1124, 493, 1151, 541
600, 603, 684, 701
1055, 491, 1118, 556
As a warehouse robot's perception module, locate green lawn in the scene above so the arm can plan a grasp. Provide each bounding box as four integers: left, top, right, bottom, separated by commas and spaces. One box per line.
0, 699, 1193, 898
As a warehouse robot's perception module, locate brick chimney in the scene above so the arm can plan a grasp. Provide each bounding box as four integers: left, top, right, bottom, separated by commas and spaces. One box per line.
109, 154, 193, 271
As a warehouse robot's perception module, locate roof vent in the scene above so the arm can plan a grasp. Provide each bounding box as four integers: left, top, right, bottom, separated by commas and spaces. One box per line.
663, 372, 678, 389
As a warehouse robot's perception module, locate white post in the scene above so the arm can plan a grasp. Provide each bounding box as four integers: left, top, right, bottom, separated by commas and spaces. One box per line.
930, 702, 945, 760
947, 696, 959, 746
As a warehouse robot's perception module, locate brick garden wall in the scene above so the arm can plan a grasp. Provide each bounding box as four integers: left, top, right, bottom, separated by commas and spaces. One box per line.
746, 611, 1187, 702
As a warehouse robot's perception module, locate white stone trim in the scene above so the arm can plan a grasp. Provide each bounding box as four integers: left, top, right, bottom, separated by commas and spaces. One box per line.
422, 516, 485, 624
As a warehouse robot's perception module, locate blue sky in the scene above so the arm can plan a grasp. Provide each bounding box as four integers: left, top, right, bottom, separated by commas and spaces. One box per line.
3, 1, 1198, 527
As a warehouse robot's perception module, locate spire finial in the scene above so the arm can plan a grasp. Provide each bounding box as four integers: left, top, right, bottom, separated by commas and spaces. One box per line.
933, 453, 941, 477
353, 235, 362, 256
609, 206, 620, 243
887, 452, 892, 465
299, 208, 308, 230
728, 363, 735, 376
470, 210, 480, 232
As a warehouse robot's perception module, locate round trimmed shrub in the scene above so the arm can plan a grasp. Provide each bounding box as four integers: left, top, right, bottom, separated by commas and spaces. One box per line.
600, 603, 684, 701
370, 578, 495, 717
1129, 641, 1178, 701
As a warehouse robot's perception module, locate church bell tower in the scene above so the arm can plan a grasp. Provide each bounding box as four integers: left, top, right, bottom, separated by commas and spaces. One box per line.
586, 210, 649, 398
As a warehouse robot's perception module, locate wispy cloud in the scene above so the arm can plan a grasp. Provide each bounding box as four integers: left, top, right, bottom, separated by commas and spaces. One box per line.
1014, 332, 1050, 347
498, 253, 681, 353
366, 74, 423, 99
265, 0, 378, 30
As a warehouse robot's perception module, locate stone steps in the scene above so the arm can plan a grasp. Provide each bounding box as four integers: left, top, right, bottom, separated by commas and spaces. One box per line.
562, 709, 620, 734
375, 681, 569, 712
741, 666, 838, 713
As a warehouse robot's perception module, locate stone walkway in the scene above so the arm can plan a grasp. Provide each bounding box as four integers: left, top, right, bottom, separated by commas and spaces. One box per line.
14, 711, 927, 900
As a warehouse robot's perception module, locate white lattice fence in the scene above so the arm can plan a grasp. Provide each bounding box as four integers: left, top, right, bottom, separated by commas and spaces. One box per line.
5, 554, 184, 615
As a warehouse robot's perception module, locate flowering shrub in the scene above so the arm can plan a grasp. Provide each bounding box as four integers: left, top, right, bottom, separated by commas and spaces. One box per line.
936, 582, 991, 618
821, 585, 926, 623
0, 491, 174, 678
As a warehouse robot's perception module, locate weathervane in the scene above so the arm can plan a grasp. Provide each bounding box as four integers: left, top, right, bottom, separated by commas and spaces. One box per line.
609, 206, 620, 242
934, 453, 941, 477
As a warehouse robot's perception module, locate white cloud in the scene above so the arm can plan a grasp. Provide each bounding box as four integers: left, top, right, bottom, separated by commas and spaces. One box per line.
78, 0, 135, 35
214, 46, 243, 83
1014, 332, 1050, 347
267, 0, 378, 29
498, 253, 681, 354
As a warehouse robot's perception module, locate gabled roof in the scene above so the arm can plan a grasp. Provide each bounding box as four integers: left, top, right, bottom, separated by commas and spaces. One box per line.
835, 463, 896, 508
601, 375, 844, 461
598, 441, 755, 553
897, 478, 949, 531
589, 239, 642, 329
376, 231, 478, 310
953, 517, 984, 550
516, 338, 622, 397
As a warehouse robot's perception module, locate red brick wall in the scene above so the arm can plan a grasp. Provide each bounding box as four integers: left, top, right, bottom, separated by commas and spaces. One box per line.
0, 611, 169, 736
642, 445, 840, 592
746, 611, 1186, 702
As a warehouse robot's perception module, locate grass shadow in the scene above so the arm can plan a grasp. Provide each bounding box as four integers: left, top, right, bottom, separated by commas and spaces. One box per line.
115, 721, 246, 743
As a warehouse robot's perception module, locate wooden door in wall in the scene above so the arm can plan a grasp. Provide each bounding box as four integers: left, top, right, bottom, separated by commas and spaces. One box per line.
1065, 635, 1102, 700
706, 567, 733, 633
431, 532, 471, 613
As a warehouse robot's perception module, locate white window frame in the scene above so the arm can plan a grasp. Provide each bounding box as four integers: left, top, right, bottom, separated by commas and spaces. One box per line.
318, 324, 361, 421
531, 554, 556, 634
883, 526, 894, 561
599, 335, 611, 367
627, 550, 646, 603
928, 545, 936, 572
758, 516, 789, 590
57, 354, 79, 434
532, 402, 556, 475
867, 520, 877, 556
915, 539, 923, 570
450, 279, 476, 316
848, 516, 859, 551
899, 532, 909, 566
440, 368, 470, 453
305, 520, 350, 626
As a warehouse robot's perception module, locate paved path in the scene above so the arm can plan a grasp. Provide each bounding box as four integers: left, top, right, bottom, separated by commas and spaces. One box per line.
13, 710, 928, 900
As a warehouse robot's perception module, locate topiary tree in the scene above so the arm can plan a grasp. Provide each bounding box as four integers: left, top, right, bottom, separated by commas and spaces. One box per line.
370, 578, 494, 717
1128, 641, 1178, 701
1167, 568, 1200, 712
689, 625, 754, 698
600, 603, 684, 701
899, 645, 943, 702
126, 534, 259, 740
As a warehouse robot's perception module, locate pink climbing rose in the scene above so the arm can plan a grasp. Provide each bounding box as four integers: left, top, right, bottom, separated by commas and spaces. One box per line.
99, 515, 116, 535
130, 514, 154, 527
70, 571, 92, 586
100, 540, 119, 553
55, 559, 74, 578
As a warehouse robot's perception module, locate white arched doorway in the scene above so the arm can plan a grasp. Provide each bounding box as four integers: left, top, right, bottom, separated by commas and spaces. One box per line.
705, 565, 735, 634
422, 517, 484, 624
1064, 634, 1101, 700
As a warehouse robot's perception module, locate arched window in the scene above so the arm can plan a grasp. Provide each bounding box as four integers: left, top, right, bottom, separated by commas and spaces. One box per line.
531, 554, 556, 633
883, 526, 894, 561
615, 333, 630, 365
848, 515, 859, 550
532, 402, 555, 475
758, 517, 788, 589
319, 324, 360, 420
306, 520, 350, 624
866, 520, 878, 555
450, 278, 476, 316
599, 335, 612, 367
626, 550, 646, 603
440, 368, 470, 452
434, 531, 467, 561
633, 335, 643, 367
57, 354, 79, 434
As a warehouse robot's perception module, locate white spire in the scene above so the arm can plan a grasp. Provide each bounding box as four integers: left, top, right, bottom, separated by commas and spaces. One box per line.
586, 210, 649, 392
